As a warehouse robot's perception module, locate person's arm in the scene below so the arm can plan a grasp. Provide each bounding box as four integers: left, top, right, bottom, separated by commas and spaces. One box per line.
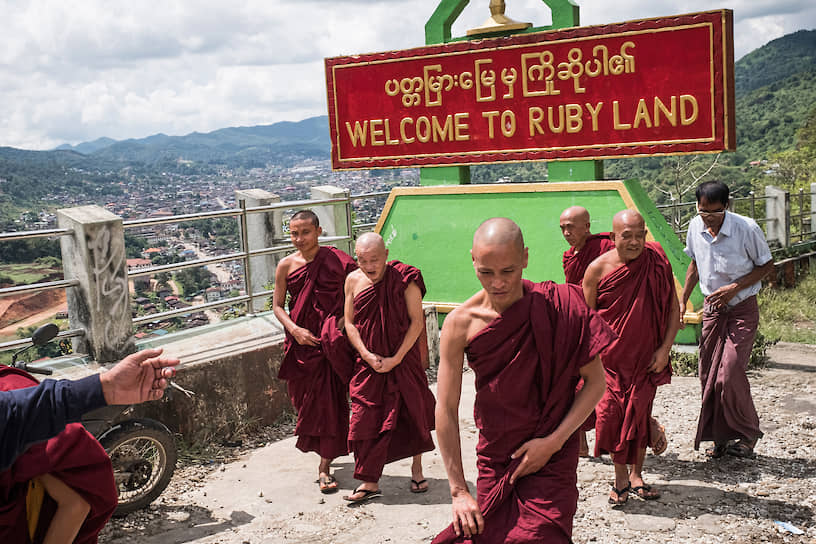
647, 282, 681, 373
582, 263, 601, 310
679, 260, 699, 329
271, 259, 318, 347
1, 348, 178, 471
0, 374, 105, 471
37, 473, 90, 544
379, 282, 424, 372
436, 310, 484, 538
509, 355, 605, 484
705, 260, 774, 308
343, 275, 382, 371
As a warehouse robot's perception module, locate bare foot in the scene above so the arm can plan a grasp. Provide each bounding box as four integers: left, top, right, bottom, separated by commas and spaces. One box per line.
649, 418, 667, 455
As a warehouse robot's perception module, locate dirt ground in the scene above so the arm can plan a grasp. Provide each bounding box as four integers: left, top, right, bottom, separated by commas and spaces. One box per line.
100, 343, 816, 544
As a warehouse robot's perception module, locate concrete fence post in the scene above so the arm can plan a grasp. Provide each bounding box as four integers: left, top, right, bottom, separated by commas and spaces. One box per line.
765, 185, 790, 247
310, 185, 352, 255
236, 189, 283, 312
58, 205, 134, 362
810, 183, 816, 237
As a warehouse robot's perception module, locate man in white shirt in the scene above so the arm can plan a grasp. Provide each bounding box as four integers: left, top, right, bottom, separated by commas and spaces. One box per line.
680, 181, 774, 459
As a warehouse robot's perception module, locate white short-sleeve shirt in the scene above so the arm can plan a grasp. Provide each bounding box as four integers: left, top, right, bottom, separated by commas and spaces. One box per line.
684, 211, 772, 306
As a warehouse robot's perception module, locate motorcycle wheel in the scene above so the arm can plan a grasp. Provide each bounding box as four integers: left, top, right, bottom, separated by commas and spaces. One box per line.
99, 419, 177, 516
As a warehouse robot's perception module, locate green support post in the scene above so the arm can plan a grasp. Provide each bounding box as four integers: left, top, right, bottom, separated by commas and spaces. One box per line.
422, 0, 602, 185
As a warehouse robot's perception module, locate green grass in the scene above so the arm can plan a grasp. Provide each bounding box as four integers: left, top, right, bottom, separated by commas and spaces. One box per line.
0, 263, 59, 285
758, 274, 816, 344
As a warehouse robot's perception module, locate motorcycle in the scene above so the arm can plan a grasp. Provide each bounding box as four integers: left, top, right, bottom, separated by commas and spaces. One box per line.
11, 323, 177, 516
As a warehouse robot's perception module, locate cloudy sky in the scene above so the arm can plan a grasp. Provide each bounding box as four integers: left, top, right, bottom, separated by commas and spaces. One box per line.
2, 0, 813, 150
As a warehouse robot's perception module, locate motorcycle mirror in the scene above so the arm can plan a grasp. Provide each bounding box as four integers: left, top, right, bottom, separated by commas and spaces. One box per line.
31, 323, 59, 346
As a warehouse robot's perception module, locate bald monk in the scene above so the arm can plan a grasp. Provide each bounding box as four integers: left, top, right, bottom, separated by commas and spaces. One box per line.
560, 206, 668, 457
434, 218, 616, 543
0, 365, 117, 544
342, 232, 436, 503
582, 210, 680, 504
273, 209, 357, 493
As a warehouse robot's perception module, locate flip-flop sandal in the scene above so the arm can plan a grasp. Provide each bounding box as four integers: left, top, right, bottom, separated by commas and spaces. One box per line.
705, 442, 728, 458
726, 441, 755, 458
318, 474, 339, 494
608, 483, 630, 506
343, 487, 382, 504
632, 484, 660, 500
410, 479, 429, 493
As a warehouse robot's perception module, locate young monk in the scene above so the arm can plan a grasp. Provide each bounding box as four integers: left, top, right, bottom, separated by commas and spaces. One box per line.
582, 210, 680, 505
0, 365, 117, 544
273, 209, 357, 493
341, 232, 436, 503
434, 218, 615, 543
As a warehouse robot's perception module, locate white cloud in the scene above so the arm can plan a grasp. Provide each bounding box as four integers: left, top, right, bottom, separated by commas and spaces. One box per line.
0, 0, 813, 149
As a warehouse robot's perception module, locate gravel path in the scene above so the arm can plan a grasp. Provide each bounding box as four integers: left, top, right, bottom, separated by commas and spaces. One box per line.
100, 343, 816, 543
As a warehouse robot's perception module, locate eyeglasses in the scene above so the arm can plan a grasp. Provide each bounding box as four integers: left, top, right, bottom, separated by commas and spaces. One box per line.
697, 208, 726, 217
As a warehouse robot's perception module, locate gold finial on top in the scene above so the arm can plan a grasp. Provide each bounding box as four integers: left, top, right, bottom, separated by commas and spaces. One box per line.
466, 0, 533, 36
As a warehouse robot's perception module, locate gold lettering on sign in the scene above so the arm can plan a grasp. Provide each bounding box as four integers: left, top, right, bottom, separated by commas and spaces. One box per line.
400, 118, 415, 144
613, 101, 631, 130
654, 96, 677, 127
483, 110, 500, 139
432, 115, 454, 142
680, 94, 698, 125
522, 51, 558, 97
548, 105, 565, 134
633, 99, 652, 129
346, 121, 368, 146
454, 113, 470, 141
529, 107, 545, 137
565, 104, 582, 133
586, 102, 603, 131
475, 59, 497, 102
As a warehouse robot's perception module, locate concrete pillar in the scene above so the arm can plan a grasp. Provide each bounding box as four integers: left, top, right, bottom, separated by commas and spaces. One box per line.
423, 305, 440, 371
765, 185, 790, 247
236, 189, 283, 312
58, 205, 134, 362
310, 185, 352, 255
810, 183, 816, 237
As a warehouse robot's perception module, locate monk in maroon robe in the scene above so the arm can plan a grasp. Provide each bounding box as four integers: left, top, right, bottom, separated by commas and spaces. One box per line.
560, 206, 614, 455
273, 209, 357, 493
583, 210, 680, 504
0, 366, 117, 544
435, 218, 614, 543
342, 232, 435, 502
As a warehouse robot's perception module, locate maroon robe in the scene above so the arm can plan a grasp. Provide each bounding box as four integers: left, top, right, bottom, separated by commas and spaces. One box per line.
593, 243, 675, 464
433, 281, 616, 544
562, 232, 613, 432
348, 261, 436, 482
694, 296, 763, 449
278, 246, 357, 459
562, 233, 614, 285
0, 367, 117, 544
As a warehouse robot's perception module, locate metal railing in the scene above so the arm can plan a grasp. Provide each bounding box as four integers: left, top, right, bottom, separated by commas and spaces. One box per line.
0, 190, 390, 351
656, 191, 771, 238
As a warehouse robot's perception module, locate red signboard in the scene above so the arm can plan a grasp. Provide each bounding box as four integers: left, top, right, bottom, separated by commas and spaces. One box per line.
325, 10, 734, 170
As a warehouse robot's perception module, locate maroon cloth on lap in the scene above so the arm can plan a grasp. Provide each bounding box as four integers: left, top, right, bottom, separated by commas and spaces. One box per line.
348, 261, 436, 482
277, 246, 357, 459
0, 367, 117, 544
593, 243, 674, 464
694, 296, 763, 449
433, 281, 616, 544
563, 232, 613, 432
562, 233, 613, 285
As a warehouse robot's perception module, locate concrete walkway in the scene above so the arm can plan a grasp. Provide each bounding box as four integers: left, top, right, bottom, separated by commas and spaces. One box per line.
102, 344, 816, 543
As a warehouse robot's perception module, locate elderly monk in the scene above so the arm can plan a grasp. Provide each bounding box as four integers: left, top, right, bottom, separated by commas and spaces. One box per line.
560, 206, 668, 458
434, 218, 615, 543
680, 181, 773, 459
560, 206, 614, 285
273, 209, 357, 494
0, 365, 117, 544
583, 210, 680, 504
341, 232, 436, 503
